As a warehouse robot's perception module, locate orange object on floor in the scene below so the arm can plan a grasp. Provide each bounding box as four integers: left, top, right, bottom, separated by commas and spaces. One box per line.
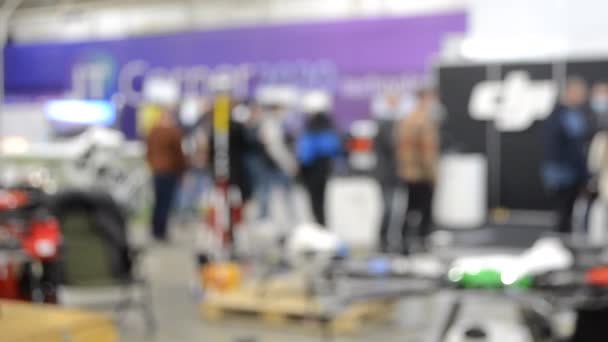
201, 262, 242, 291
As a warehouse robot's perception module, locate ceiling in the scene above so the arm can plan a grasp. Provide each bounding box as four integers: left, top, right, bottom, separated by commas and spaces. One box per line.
3, 0, 468, 44
4, 0, 84, 9
2, 0, 162, 11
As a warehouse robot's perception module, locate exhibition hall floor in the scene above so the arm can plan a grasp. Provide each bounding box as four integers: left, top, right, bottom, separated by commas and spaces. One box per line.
116, 223, 549, 342
123, 233, 425, 342
93, 187, 555, 341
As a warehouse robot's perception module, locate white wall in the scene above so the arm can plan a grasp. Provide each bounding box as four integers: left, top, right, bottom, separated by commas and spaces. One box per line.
8, 0, 466, 44
461, 0, 608, 61
15, 1, 608, 64
1, 103, 49, 141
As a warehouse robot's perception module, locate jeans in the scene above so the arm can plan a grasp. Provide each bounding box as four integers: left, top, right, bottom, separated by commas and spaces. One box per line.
257, 170, 294, 220
246, 154, 295, 220
152, 173, 180, 240
176, 169, 211, 222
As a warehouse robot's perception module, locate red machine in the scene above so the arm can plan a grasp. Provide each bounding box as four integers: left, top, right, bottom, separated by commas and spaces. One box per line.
0, 188, 61, 302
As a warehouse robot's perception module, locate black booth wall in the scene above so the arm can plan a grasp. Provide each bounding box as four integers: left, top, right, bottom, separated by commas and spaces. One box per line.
438, 59, 608, 213
498, 63, 553, 211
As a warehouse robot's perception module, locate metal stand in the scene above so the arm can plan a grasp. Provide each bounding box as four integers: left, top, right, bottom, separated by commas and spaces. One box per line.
0, 0, 23, 138
435, 294, 463, 342
320, 315, 334, 342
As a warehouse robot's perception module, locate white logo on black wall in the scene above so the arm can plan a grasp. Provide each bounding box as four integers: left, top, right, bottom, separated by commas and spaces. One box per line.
469, 71, 558, 132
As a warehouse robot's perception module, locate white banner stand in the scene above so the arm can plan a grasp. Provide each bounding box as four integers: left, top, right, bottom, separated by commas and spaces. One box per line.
434, 154, 488, 229
326, 176, 382, 249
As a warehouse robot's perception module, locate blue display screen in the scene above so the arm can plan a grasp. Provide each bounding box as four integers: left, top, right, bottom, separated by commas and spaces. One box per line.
44, 100, 116, 126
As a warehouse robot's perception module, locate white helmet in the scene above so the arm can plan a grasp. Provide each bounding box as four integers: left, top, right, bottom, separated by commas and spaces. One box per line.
208, 73, 233, 93
256, 85, 298, 108
301, 90, 333, 115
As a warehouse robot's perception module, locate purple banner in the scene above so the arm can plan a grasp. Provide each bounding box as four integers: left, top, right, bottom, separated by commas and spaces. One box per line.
4, 12, 466, 137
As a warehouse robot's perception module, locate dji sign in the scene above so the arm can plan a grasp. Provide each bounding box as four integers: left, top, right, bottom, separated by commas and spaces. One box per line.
469, 71, 558, 132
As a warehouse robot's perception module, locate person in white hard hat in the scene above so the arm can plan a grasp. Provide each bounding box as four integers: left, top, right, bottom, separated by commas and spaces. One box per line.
297, 90, 342, 226
253, 86, 299, 221
176, 97, 213, 225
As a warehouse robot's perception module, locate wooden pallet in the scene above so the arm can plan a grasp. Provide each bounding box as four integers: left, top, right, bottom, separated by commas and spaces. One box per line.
0, 300, 118, 342
200, 284, 395, 334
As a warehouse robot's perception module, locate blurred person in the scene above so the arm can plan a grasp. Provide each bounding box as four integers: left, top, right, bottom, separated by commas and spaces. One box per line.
255, 87, 299, 221
396, 88, 440, 253
590, 82, 608, 132
241, 99, 267, 207
585, 82, 608, 229
543, 77, 590, 234
208, 101, 253, 204
297, 91, 342, 226
176, 98, 213, 225
283, 98, 306, 138
373, 92, 402, 252
146, 108, 189, 241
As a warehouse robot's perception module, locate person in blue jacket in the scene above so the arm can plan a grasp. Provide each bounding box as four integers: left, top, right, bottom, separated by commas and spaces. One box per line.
297, 91, 342, 226
543, 76, 591, 233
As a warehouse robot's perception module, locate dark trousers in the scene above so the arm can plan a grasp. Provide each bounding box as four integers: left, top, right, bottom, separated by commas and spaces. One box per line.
554, 184, 582, 234
571, 308, 608, 342
378, 182, 396, 252
402, 182, 434, 251
301, 164, 328, 226
152, 173, 180, 240
304, 176, 328, 226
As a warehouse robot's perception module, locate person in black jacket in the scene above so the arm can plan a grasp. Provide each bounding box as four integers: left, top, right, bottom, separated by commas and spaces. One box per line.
542, 77, 590, 233
209, 115, 253, 203
372, 92, 402, 252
